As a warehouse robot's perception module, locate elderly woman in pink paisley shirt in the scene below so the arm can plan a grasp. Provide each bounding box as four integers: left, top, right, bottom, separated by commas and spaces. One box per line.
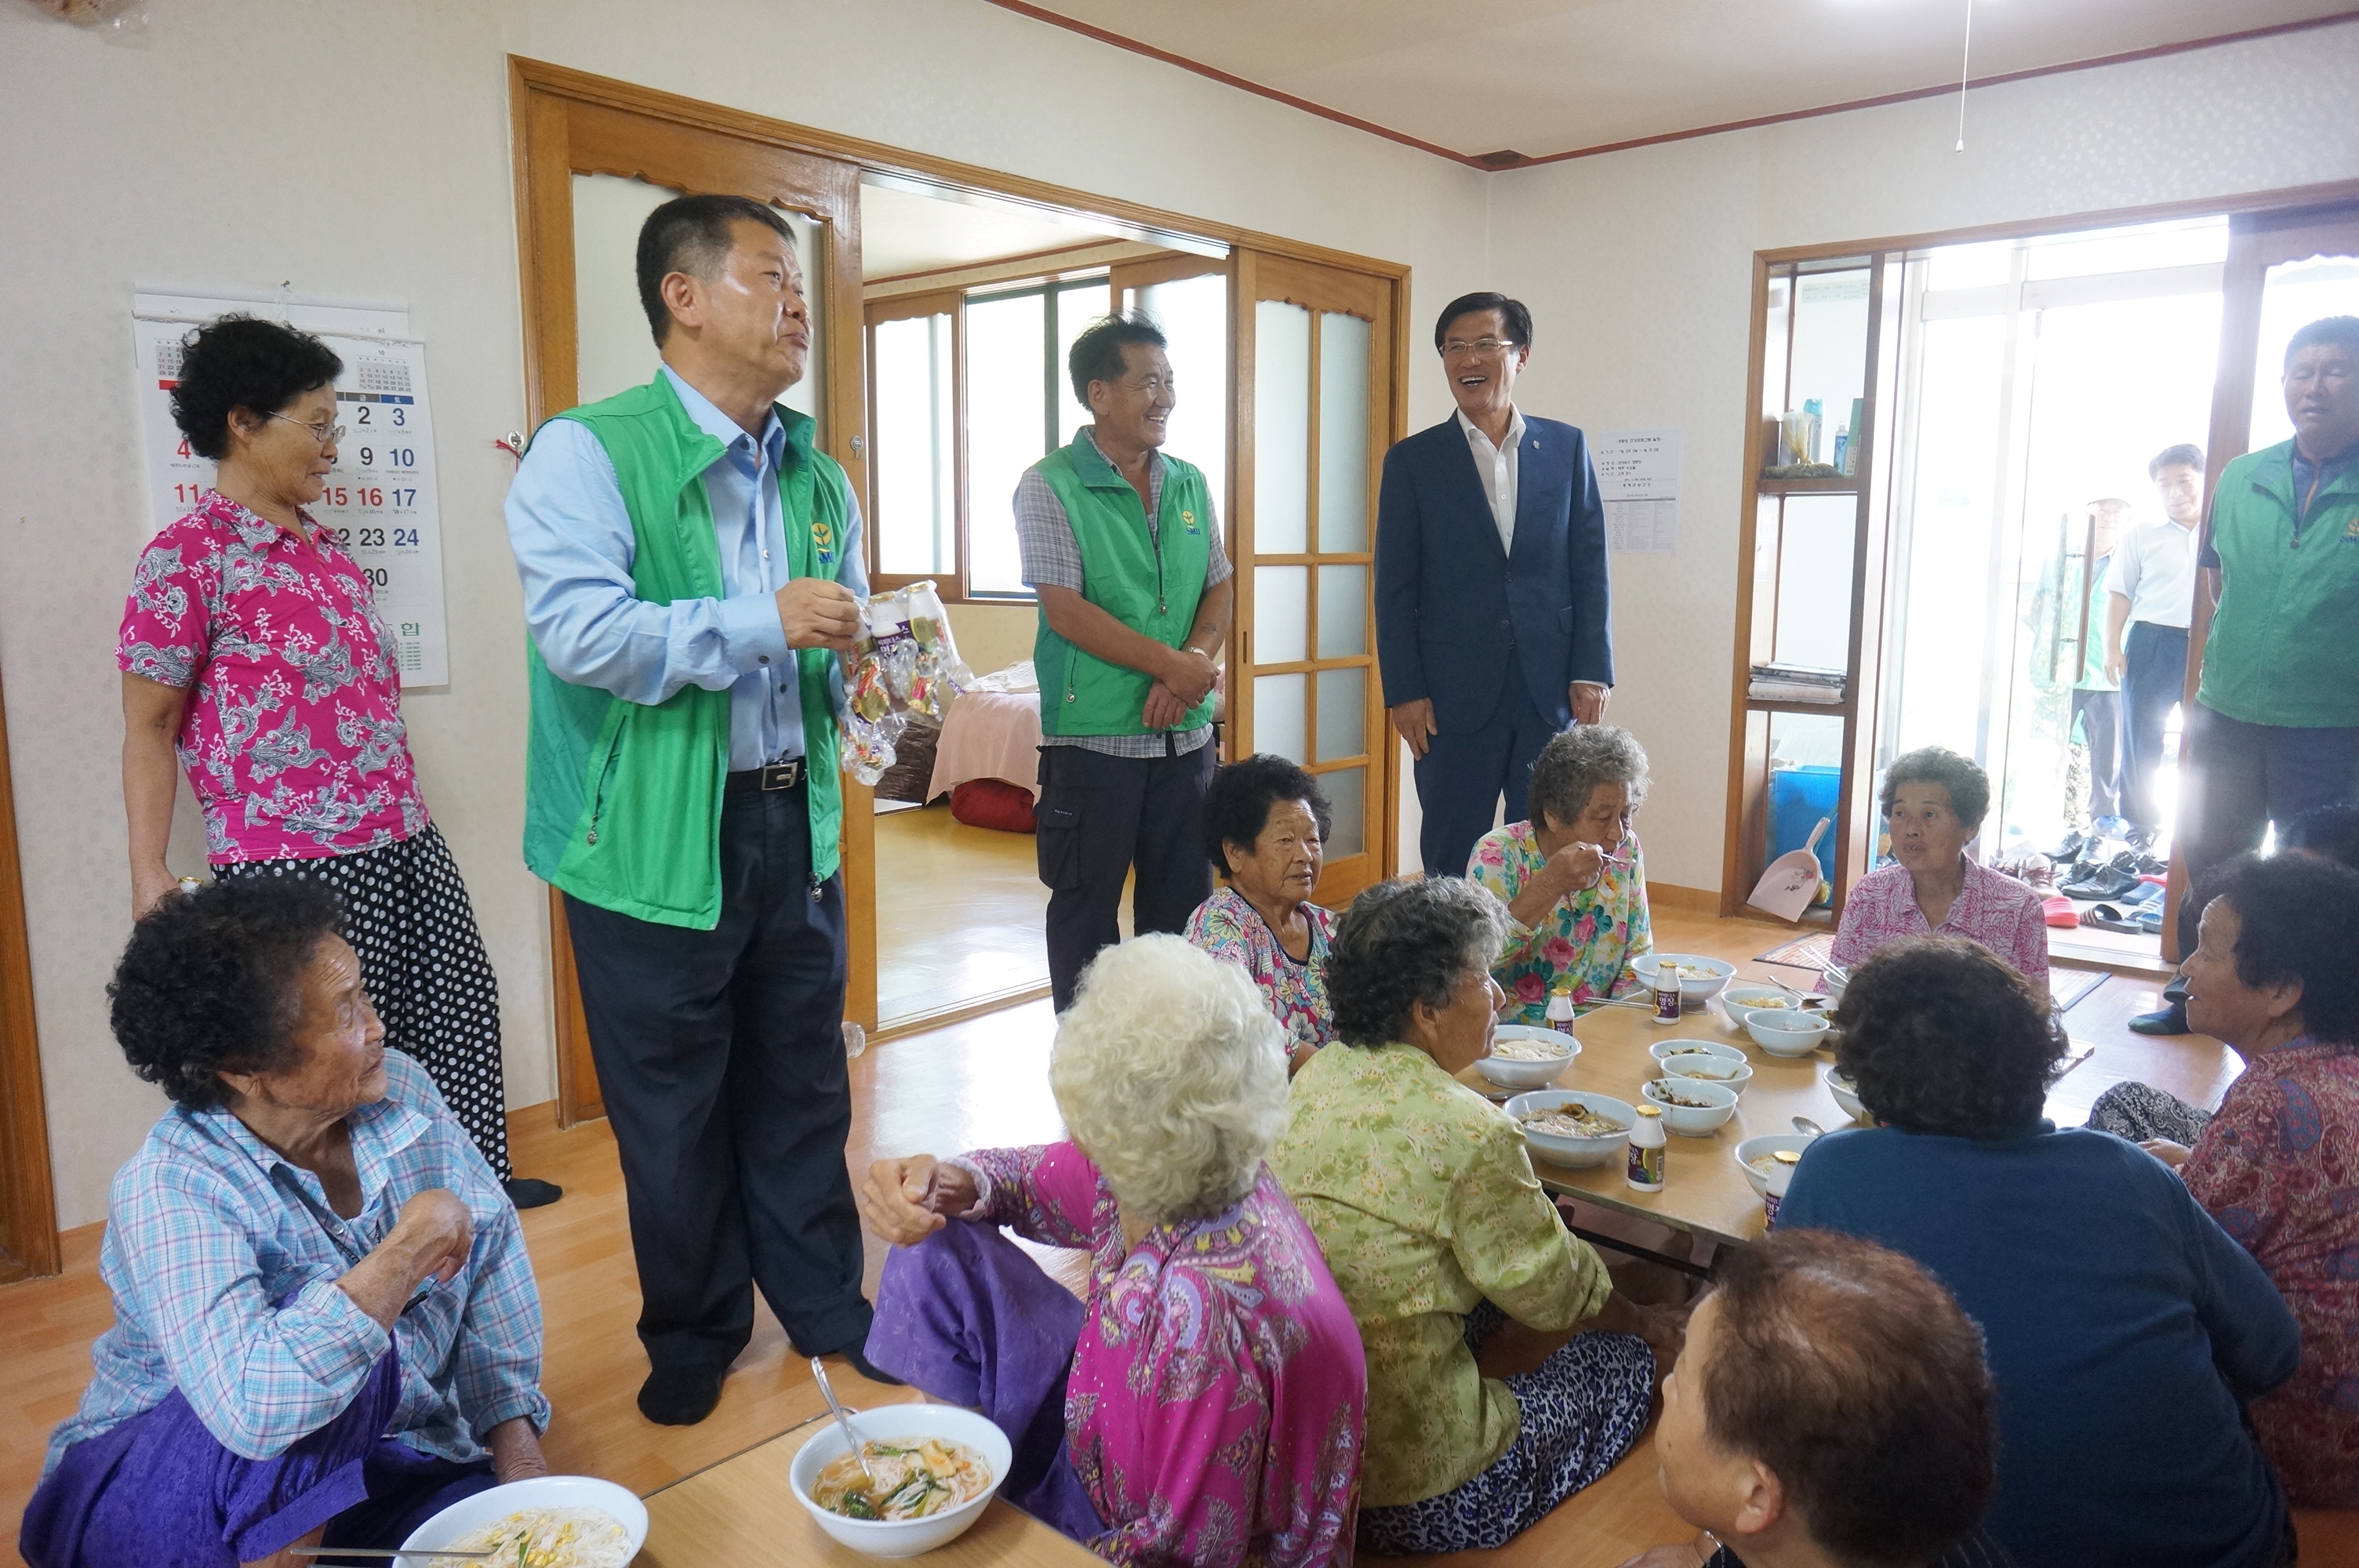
116, 315, 555, 1208
857, 935, 1366, 1567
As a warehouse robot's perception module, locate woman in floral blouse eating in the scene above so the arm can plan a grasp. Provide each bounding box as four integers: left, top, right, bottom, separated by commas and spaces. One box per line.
1185, 753, 1337, 1070
1466, 724, 1655, 1021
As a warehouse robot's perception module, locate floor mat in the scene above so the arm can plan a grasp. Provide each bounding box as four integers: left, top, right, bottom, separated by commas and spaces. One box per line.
1754, 932, 1834, 969
2052, 968, 2108, 1012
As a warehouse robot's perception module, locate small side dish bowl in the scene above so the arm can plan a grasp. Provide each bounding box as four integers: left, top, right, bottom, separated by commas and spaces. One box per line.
1734, 1133, 1817, 1198
1648, 1037, 1746, 1066
1504, 1090, 1634, 1168
1825, 1069, 1870, 1123
1721, 984, 1805, 1031
1747, 1011, 1832, 1057
1820, 964, 1850, 1004
1475, 1025, 1580, 1089
787, 1403, 1014, 1559
1631, 953, 1736, 1007
1659, 1052, 1755, 1097
1639, 1076, 1739, 1136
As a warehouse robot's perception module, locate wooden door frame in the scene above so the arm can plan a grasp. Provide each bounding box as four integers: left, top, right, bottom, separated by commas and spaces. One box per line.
0, 666, 60, 1280
510, 58, 1409, 1120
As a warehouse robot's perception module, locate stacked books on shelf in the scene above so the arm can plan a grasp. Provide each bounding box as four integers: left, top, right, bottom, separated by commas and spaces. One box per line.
1749, 662, 1846, 704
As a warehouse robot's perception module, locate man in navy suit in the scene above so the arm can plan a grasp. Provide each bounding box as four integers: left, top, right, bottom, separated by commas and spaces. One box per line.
1376, 292, 1613, 877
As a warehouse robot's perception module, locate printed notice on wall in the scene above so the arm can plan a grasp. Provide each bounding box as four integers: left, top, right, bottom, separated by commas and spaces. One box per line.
1594, 427, 1681, 554
131, 296, 449, 686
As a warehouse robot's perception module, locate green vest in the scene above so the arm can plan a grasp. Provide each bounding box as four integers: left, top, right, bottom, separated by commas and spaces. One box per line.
1033, 433, 1216, 736
2197, 438, 2359, 729
522, 372, 846, 930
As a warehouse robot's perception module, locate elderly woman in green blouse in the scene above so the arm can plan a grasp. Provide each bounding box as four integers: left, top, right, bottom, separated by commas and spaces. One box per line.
1465, 725, 1654, 1022
1270, 877, 1685, 1555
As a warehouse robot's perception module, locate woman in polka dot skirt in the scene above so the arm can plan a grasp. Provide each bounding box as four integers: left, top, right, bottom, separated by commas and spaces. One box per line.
117, 314, 559, 1208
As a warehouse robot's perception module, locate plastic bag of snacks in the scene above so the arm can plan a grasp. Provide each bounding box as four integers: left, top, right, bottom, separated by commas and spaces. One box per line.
839, 581, 973, 785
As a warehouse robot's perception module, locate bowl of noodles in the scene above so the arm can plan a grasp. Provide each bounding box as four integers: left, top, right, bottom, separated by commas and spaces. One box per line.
402, 1475, 645, 1567
789, 1401, 1012, 1558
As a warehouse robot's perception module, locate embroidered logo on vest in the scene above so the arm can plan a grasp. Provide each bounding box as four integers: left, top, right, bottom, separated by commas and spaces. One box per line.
1182, 508, 1200, 535
812, 517, 837, 565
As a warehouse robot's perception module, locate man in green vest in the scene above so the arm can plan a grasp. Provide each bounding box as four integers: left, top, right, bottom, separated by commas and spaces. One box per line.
1016, 314, 1233, 1010
504, 194, 890, 1426
2176, 314, 2359, 957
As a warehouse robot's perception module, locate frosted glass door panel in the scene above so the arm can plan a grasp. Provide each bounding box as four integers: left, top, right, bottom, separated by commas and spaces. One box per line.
1317, 312, 1371, 552
1255, 673, 1307, 764
1316, 564, 1367, 659
1254, 299, 1311, 554
1254, 565, 1307, 665
1139, 273, 1229, 515
1316, 666, 1365, 762
1321, 767, 1365, 857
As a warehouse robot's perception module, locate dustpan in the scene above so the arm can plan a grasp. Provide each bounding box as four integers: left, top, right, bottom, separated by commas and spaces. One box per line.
1747, 816, 1831, 923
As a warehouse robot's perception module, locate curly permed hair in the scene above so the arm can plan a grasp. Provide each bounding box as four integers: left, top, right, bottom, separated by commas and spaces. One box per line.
168, 315, 344, 462
1526, 724, 1648, 833
108, 877, 345, 1110
1203, 753, 1332, 877
1878, 746, 1991, 834
1832, 936, 2065, 1139
1327, 877, 1505, 1047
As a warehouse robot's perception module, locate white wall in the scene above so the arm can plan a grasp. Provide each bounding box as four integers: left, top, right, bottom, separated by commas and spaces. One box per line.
0, 0, 1488, 1229
1488, 22, 2359, 894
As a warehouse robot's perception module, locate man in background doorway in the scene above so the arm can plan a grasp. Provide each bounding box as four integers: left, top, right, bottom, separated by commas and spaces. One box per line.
2104, 444, 2204, 839
2175, 314, 2359, 957
504, 195, 887, 1425
1376, 292, 1613, 878
1020, 312, 1234, 1012
2072, 497, 2131, 827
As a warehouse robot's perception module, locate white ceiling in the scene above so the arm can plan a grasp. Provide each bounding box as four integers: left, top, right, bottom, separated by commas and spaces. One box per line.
860, 179, 1130, 278
990, 0, 2354, 162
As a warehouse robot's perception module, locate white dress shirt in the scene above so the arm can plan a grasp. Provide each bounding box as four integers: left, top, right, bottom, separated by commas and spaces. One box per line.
1457, 405, 1525, 555
2108, 517, 2197, 630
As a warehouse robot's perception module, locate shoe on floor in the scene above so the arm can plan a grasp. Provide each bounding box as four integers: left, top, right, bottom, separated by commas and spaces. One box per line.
503, 1177, 562, 1210
2129, 999, 2190, 1036
638, 1363, 727, 1425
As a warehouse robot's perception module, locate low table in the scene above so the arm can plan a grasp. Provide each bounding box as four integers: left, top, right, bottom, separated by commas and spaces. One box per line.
635, 1417, 1101, 1566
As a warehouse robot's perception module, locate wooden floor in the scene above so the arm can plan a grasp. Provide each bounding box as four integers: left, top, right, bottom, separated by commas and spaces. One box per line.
4, 909, 2352, 1566
874, 803, 1052, 1027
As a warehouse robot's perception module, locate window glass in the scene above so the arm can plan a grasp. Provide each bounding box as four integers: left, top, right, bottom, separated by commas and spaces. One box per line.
1137, 273, 1230, 519
965, 291, 1047, 595
872, 313, 955, 577
1054, 280, 1110, 448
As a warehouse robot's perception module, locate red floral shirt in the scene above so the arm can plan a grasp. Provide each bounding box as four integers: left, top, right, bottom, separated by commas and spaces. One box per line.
2183, 1039, 2359, 1507
116, 492, 427, 863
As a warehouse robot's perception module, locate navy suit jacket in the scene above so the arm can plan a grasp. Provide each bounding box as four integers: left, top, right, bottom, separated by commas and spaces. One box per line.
1374, 414, 1613, 732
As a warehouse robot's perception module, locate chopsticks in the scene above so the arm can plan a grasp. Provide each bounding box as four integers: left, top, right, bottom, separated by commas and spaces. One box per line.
288, 1549, 494, 1560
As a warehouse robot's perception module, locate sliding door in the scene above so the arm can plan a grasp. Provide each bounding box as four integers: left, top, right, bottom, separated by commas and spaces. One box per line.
1231, 254, 1399, 906
511, 63, 871, 1124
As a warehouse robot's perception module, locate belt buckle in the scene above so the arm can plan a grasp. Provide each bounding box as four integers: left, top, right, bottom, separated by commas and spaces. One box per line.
759, 759, 802, 791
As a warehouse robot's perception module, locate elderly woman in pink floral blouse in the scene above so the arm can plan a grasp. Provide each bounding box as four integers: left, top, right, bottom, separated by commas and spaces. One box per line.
1830, 746, 2048, 988
1186, 754, 1337, 1072
857, 935, 1365, 1567
1467, 725, 1656, 1022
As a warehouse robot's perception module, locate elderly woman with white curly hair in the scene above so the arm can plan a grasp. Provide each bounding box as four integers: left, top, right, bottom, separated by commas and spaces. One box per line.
857, 935, 1367, 1568
1465, 724, 1656, 1021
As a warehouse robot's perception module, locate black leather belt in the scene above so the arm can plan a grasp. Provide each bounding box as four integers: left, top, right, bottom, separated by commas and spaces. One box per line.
725, 758, 805, 796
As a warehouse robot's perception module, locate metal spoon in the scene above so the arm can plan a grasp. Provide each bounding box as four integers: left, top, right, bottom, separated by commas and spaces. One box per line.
811, 1356, 878, 1488
1791, 1116, 1826, 1138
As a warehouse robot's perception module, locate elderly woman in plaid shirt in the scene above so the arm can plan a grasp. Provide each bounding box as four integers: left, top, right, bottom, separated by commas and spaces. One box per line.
20, 879, 550, 1568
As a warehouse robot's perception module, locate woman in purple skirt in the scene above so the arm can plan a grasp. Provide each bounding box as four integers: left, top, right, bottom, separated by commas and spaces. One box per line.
20, 878, 551, 1568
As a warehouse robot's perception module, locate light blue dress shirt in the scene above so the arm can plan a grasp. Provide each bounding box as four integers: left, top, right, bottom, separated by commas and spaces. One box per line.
504, 365, 867, 770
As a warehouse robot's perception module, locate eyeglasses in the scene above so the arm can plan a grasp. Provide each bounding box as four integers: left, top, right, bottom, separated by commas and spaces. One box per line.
270, 412, 346, 446
1441, 336, 1520, 358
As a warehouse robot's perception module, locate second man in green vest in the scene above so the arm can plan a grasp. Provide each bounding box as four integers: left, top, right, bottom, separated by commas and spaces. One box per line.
1017, 314, 1234, 1010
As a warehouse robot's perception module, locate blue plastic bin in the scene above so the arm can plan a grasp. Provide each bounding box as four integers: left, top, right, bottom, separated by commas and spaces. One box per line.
1767, 765, 1841, 905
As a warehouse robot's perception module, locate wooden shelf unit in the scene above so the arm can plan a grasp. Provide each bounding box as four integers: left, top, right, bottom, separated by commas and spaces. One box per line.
1721, 252, 1905, 923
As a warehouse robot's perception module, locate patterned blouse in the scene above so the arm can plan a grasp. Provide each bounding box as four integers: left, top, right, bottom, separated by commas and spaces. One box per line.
116, 492, 425, 863
1466, 822, 1654, 1022
1183, 887, 1339, 1053
1830, 858, 2050, 988
1269, 1042, 1614, 1508
958, 1142, 1365, 1567
2183, 1037, 2359, 1507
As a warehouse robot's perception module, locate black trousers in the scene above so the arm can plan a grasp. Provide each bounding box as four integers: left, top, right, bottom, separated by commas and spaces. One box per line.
1414, 674, 1558, 880
2121, 620, 2190, 831
2070, 686, 2123, 822
2175, 702, 2359, 951
1035, 740, 1215, 1012
561, 783, 867, 1373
